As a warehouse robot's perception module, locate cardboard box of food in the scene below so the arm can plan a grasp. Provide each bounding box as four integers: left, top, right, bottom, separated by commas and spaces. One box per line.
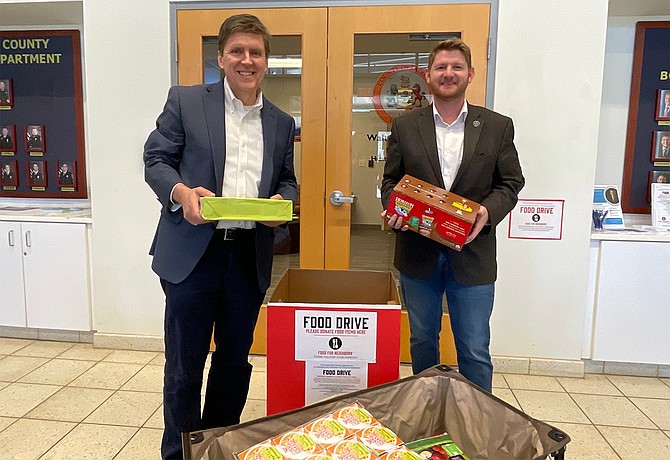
200, 196, 293, 222
385, 175, 480, 251
267, 270, 401, 415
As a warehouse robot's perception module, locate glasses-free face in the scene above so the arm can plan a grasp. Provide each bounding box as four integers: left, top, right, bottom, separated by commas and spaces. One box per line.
426, 49, 474, 103
218, 32, 268, 106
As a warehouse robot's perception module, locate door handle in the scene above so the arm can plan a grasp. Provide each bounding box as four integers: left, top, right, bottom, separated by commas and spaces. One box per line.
329, 190, 357, 206
25, 230, 31, 248
8, 229, 14, 247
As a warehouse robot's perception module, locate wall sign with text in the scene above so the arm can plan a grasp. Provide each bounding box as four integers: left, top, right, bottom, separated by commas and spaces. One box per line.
0, 30, 87, 198
622, 21, 670, 213
508, 199, 565, 240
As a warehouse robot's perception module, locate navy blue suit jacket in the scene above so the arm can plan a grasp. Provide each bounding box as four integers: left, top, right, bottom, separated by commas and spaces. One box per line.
144, 82, 297, 290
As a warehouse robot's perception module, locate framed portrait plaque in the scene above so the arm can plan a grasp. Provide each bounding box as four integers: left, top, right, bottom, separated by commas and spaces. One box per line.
652, 131, 670, 162
25, 124, 45, 154
0, 30, 87, 198
656, 89, 670, 121
27, 160, 47, 189
0, 124, 16, 154
56, 160, 76, 190
1, 159, 18, 189
0, 78, 13, 108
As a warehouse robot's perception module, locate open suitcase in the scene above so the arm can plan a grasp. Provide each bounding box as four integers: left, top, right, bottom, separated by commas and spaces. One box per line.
183, 365, 570, 460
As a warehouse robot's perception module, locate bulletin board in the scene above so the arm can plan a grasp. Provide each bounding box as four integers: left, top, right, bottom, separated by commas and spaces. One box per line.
0, 30, 87, 198
622, 21, 670, 213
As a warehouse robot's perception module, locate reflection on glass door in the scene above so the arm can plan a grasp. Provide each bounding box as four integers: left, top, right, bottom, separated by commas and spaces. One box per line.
203, 36, 303, 297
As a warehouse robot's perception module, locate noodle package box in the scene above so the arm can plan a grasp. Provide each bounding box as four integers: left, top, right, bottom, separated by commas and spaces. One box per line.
385, 175, 480, 251
200, 196, 293, 222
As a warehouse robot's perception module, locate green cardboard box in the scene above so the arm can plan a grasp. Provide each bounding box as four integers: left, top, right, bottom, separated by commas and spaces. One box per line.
200, 197, 293, 222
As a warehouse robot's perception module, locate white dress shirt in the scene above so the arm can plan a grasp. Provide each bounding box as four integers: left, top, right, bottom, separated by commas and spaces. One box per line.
218, 78, 264, 229
433, 100, 468, 191
168, 79, 265, 228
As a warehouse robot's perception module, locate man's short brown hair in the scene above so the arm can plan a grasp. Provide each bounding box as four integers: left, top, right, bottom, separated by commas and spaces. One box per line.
217, 14, 271, 58
428, 38, 472, 70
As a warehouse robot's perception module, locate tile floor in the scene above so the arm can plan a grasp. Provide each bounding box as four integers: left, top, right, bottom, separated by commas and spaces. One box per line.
0, 338, 669, 459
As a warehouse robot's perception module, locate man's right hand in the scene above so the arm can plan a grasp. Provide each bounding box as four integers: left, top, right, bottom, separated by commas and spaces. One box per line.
381, 210, 409, 231
172, 183, 215, 225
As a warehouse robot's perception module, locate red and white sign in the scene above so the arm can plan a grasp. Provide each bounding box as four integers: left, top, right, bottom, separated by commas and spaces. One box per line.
267, 303, 400, 415
508, 199, 565, 240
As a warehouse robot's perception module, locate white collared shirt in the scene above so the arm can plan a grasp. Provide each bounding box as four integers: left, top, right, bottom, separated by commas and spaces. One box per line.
218, 77, 265, 229
433, 100, 468, 191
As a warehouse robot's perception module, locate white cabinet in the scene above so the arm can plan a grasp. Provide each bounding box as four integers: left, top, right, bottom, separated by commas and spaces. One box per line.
588, 239, 670, 365
0, 221, 91, 331
0, 222, 26, 327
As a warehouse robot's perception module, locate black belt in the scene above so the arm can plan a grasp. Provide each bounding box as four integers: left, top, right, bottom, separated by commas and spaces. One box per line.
214, 227, 254, 241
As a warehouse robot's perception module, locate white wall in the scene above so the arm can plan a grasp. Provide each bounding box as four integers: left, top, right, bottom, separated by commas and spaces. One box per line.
491, 0, 609, 359
83, 0, 171, 336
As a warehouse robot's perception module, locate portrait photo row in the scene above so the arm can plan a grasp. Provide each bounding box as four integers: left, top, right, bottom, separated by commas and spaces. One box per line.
0, 30, 87, 198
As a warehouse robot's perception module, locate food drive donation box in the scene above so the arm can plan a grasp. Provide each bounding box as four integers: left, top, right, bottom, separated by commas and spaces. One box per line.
267, 269, 401, 415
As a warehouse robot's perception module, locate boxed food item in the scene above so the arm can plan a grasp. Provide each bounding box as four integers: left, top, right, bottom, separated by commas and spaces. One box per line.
359, 425, 404, 455
200, 196, 293, 222
303, 417, 354, 446
236, 442, 285, 460
385, 175, 480, 251
272, 430, 325, 458
330, 403, 378, 432
324, 439, 375, 460
236, 403, 404, 459
377, 448, 422, 460
403, 433, 470, 460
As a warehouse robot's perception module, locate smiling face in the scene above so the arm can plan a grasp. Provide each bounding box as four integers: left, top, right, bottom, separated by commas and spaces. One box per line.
426, 49, 474, 104
218, 32, 268, 106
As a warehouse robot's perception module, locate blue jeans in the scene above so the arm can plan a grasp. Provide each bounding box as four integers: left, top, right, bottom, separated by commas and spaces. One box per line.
400, 251, 494, 392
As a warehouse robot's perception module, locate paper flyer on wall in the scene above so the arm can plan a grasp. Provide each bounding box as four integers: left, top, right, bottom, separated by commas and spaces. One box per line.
651, 183, 670, 231
593, 185, 625, 229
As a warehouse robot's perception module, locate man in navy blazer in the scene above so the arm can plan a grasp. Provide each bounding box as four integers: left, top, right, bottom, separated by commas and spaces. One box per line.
144, 14, 297, 459
382, 38, 524, 393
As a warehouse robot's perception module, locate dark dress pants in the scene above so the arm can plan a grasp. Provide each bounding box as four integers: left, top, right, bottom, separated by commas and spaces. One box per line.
160, 229, 264, 459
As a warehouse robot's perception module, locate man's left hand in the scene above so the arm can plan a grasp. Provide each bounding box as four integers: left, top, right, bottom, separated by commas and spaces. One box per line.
259, 194, 287, 228
465, 205, 489, 244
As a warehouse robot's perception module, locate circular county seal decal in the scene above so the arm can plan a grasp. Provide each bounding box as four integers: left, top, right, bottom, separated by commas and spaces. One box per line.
373, 65, 431, 125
